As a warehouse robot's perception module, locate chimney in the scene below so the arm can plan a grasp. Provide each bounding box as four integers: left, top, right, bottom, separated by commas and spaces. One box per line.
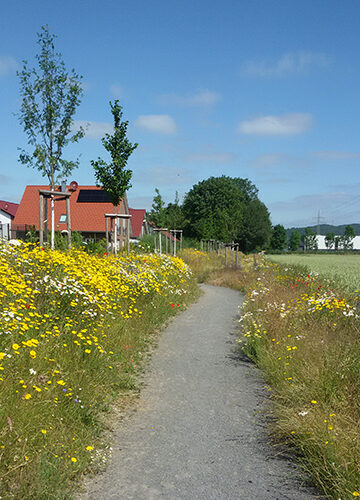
61, 180, 67, 193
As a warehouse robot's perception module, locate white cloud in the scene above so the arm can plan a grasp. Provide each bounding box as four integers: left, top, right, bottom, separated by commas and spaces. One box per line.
185, 152, 236, 163
109, 84, 123, 98
160, 90, 221, 107
0, 56, 18, 76
73, 120, 113, 139
135, 115, 177, 134
242, 52, 330, 77
238, 113, 313, 136
311, 150, 360, 160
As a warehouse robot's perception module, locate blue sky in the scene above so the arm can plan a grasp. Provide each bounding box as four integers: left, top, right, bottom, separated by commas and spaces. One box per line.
1, 0, 360, 228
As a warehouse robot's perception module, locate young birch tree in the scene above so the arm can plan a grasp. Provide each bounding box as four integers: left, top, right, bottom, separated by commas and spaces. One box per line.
17, 26, 84, 249
91, 100, 138, 253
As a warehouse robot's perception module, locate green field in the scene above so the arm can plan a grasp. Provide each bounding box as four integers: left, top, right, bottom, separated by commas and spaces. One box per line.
268, 254, 360, 291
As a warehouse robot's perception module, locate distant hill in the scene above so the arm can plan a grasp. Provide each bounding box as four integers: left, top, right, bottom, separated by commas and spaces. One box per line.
286, 223, 360, 238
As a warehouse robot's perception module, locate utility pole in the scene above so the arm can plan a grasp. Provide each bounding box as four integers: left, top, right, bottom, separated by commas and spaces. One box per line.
313, 210, 326, 235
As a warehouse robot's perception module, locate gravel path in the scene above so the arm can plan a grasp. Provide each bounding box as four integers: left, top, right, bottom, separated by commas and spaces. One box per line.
80, 284, 320, 500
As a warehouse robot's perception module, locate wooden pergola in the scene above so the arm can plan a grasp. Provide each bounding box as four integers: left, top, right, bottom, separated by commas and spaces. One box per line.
39, 189, 72, 249
105, 213, 132, 255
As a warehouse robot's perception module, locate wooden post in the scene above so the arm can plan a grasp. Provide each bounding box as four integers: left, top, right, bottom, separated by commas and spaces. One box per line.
66, 196, 71, 249
180, 230, 183, 251
235, 244, 238, 268
105, 218, 109, 253
44, 197, 48, 243
39, 193, 44, 246
225, 245, 228, 267
253, 253, 257, 269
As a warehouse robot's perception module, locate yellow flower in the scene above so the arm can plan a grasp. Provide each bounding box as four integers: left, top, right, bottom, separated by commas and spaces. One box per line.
71, 457, 77, 462
311, 400, 317, 404
56, 380, 65, 386
0, 353, 5, 360
86, 446, 94, 451
29, 350, 36, 358
353, 493, 360, 497
24, 393, 32, 400
41, 429, 47, 434
12, 343, 20, 350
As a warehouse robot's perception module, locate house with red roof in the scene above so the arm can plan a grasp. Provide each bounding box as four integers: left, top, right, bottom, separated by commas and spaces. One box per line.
129, 208, 149, 241
13, 184, 131, 242
12, 184, 150, 243
0, 200, 19, 239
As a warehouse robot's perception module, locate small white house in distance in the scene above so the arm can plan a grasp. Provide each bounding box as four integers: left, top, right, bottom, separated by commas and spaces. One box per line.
316, 235, 360, 250
0, 200, 19, 239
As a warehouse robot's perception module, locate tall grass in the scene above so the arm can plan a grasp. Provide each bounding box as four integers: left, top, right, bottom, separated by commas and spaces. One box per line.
269, 253, 360, 292
208, 257, 360, 498
0, 242, 198, 499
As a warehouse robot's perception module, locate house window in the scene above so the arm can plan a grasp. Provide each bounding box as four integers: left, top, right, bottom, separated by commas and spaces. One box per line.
59, 214, 67, 223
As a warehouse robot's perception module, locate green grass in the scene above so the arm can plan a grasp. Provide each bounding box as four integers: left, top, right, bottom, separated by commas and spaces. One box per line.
268, 253, 360, 291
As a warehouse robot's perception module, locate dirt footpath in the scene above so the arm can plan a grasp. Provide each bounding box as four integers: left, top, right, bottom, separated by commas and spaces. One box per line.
79, 284, 320, 500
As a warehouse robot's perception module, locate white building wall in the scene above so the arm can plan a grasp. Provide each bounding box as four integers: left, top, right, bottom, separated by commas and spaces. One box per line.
0, 210, 12, 240
0, 210, 11, 226
316, 235, 360, 250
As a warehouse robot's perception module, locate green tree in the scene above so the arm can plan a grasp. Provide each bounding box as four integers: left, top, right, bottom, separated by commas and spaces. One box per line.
17, 25, 84, 249
150, 188, 166, 227
241, 199, 272, 252
270, 224, 287, 251
163, 192, 187, 229
325, 232, 335, 250
91, 100, 138, 209
341, 225, 355, 250
289, 230, 301, 251
91, 100, 138, 254
303, 227, 318, 251
182, 175, 271, 251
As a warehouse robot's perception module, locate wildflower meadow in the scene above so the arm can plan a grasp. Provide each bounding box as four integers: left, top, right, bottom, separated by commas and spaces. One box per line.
0, 242, 197, 499
211, 256, 360, 499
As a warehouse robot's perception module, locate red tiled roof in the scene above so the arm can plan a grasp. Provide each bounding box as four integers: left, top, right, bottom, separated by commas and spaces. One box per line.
129, 208, 146, 238
13, 185, 127, 233
0, 200, 19, 218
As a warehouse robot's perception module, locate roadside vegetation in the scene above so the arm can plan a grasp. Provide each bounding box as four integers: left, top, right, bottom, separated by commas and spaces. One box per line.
0, 242, 197, 499
269, 253, 360, 291
206, 254, 360, 499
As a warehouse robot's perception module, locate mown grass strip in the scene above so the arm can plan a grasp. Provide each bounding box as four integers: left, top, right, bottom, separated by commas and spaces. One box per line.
0, 242, 198, 499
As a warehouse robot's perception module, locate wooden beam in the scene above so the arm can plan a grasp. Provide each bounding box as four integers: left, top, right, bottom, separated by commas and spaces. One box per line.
66, 196, 72, 250
39, 193, 43, 247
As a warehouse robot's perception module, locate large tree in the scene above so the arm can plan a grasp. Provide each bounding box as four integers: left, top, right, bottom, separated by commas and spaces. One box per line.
182, 175, 271, 251
270, 224, 287, 251
289, 230, 301, 251
17, 26, 84, 249
341, 225, 355, 250
303, 227, 318, 251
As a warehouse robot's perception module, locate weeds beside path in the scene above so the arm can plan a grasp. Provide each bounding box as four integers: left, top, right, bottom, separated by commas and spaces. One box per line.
207, 255, 360, 499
